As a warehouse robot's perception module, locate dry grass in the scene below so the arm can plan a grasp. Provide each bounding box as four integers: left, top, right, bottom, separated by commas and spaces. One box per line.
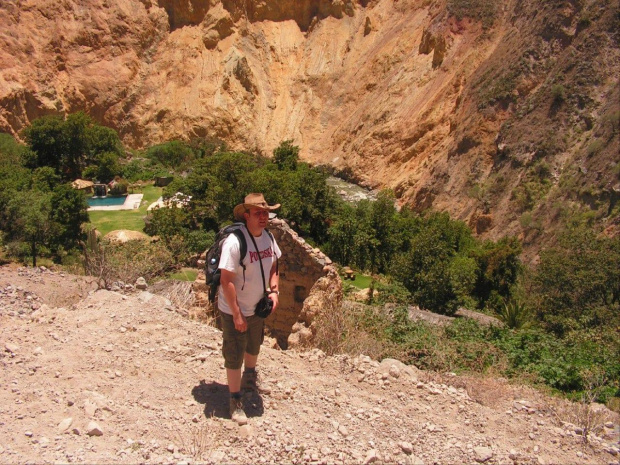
83, 236, 175, 288
314, 300, 390, 359
173, 423, 218, 461
313, 298, 347, 355
451, 375, 527, 408
546, 372, 619, 444
548, 398, 616, 444
157, 280, 196, 310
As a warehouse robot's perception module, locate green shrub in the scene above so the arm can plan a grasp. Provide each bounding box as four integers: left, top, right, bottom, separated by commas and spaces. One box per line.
146, 141, 195, 170
109, 179, 129, 196
512, 178, 551, 212
273, 140, 299, 171
494, 328, 619, 397
122, 158, 169, 182
373, 279, 412, 305
497, 299, 532, 329
391, 212, 477, 315
186, 230, 215, 255
531, 225, 620, 336
472, 236, 522, 311
84, 239, 176, 286
551, 84, 566, 105
447, 0, 498, 29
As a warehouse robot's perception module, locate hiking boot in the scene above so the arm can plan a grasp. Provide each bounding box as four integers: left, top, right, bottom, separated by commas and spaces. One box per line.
241, 370, 259, 391
229, 398, 248, 425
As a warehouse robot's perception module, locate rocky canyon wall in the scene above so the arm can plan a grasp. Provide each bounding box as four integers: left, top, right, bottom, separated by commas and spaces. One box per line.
0, 0, 499, 195
1, 0, 618, 252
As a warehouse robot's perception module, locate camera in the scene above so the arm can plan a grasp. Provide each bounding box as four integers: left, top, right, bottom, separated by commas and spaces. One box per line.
254, 293, 273, 318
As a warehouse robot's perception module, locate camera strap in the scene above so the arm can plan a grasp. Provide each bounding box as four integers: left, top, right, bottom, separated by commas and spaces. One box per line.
248, 232, 268, 295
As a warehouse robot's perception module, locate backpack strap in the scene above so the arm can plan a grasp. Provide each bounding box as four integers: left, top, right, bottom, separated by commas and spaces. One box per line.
266, 230, 279, 276
248, 233, 268, 294
232, 227, 247, 290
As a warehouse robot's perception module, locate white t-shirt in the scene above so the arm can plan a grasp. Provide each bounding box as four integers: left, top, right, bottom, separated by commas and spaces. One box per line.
218, 226, 282, 317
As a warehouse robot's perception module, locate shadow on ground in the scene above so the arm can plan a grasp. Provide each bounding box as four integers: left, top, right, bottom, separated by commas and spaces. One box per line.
192, 380, 264, 419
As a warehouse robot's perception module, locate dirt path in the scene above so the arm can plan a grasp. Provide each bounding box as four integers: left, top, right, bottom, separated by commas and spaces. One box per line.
0, 265, 618, 464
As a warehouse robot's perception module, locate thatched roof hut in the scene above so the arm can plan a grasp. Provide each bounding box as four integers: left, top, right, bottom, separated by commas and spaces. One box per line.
71, 179, 94, 193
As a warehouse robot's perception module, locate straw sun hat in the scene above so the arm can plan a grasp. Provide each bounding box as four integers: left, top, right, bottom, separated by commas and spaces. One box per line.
233, 193, 280, 221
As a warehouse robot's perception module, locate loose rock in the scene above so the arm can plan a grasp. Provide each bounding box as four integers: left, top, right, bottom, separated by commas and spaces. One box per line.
474, 446, 493, 463
87, 421, 103, 437
58, 417, 73, 433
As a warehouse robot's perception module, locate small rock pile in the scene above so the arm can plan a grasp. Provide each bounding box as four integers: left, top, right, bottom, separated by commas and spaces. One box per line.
0, 267, 49, 317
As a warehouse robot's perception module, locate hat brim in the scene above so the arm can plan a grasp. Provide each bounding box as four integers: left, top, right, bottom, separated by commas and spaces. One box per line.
233, 202, 280, 221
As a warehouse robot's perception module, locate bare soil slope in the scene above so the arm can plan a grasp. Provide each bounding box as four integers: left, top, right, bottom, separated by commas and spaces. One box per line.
1, 265, 618, 464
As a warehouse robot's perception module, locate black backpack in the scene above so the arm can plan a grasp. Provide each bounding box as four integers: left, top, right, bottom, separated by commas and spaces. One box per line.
204, 223, 277, 302
205, 223, 247, 302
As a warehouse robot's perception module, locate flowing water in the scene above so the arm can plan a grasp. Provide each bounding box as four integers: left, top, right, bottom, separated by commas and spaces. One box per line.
326, 176, 377, 204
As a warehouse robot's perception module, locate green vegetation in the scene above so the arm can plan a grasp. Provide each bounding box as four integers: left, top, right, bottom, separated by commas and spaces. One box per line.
169, 268, 199, 281
446, 0, 498, 29
317, 302, 619, 403
349, 274, 373, 290
476, 68, 520, 109
22, 112, 123, 183
529, 224, 620, 337
551, 84, 566, 105
1, 113, 618, 406
511, 161, 553, 211
88, 185, 162, 236
0, 133, 89, 266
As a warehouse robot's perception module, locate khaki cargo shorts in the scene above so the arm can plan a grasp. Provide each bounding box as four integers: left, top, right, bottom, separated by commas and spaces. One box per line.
220, 311, 265, 370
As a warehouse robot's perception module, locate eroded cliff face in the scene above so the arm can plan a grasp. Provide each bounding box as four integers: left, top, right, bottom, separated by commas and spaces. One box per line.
1, 0, 618, 251
0, 0, 494, 179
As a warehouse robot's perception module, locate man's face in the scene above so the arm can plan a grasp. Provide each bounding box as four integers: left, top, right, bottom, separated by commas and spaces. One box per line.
245, 207, 269, 230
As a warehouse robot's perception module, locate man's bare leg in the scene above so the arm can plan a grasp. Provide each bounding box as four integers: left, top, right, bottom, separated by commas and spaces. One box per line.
244, 352, 258, 370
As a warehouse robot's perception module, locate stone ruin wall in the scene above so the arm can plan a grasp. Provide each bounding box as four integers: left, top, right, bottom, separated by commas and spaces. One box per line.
193, 219, 342, 349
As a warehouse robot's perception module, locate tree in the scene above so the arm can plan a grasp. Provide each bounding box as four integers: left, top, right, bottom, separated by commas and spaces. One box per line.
531, 226, 620, 336
472, 236, 522, 310
273, 140, 299, 171
83, 151, 121, 183
31, 167, 60, 192
22, 115, 65, 174
22, 112, 123, 182
86, 124, 123, 159
62, 112, 92, 180
0, 135, 32, 234
368, 191, 399, 273
391, 212, 478, 315
6, 190, 52, 266
274, 163, 340, 243
146, 140, 195, 170
326, 203, 358, 265
49, 184, 89, 258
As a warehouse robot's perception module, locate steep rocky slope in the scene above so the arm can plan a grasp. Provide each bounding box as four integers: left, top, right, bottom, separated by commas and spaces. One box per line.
1, 265, 619, 464
0, 0, 618, 252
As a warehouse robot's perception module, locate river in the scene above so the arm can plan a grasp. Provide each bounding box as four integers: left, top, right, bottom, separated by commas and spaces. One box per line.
326, 176, 377, 204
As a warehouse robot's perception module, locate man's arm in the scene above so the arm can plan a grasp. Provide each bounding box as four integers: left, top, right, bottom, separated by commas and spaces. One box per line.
220, 269, 247, 332
268, 260, 279, 311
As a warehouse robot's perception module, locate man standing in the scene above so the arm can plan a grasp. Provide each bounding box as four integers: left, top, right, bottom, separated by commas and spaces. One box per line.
218, 193, 282, 424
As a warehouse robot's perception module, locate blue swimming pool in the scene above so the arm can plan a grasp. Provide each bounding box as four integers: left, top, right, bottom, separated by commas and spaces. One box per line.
87, 196, 127, 207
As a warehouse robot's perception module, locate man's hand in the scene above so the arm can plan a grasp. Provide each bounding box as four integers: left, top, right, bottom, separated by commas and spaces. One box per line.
221, 268, 247, 331
233, 311, 247, 332
268, 292, 279, 312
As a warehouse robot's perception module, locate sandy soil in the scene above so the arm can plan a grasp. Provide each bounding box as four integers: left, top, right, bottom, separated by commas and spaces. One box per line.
1, 265, 618, 464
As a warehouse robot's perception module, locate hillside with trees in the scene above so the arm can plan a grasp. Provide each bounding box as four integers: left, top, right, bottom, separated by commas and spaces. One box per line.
0, 120, 617, 406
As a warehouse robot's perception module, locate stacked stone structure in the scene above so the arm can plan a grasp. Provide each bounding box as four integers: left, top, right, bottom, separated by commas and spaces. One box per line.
193, 218, 342, 349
